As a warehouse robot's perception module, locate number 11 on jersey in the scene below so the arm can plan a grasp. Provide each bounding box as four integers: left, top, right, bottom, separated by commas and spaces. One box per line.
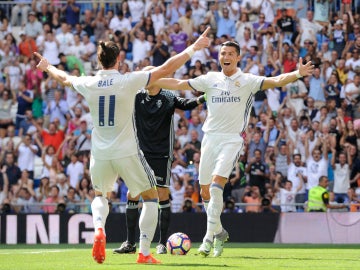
98, 95, 115, 127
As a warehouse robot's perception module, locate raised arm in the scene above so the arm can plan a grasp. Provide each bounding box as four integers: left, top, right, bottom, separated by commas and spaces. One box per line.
34, 52, 75, 87
148, 27, 211, 86
261, 58, 314, 90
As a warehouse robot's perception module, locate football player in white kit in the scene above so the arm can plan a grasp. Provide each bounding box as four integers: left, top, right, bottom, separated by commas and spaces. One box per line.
34, 27, 210, 264
154, 41, 314, 257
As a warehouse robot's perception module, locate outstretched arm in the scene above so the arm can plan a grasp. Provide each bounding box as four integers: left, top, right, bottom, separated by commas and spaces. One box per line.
34, 52, 76, 87
148, 27, 211, 86
261, 58, 314, 90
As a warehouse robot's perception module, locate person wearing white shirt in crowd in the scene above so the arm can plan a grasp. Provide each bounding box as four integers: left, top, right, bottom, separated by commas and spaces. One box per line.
68, 34, 86, 59
191, 0, 207, 29
80, 34, 96, 63
331, 147, 352, 203
109, 10, 132, 34
275, 177, 303, 213
299, 10, 323, 47
343, 74, 360, 105
305, 135, 328, 192
129, 23, 151, 67
66, 152, 84, 188
56, 22, 75, 55
345, 49, 360, 81
40, 31, 60, 65
240, 0, 261, 22
15, 134, 39, 179
56, 172, 70, 198
224, 0, 240, 22
287, 153, 307, 211
259, 0, 275, 24
128, 0, 145, 26
151, 6, 165, 36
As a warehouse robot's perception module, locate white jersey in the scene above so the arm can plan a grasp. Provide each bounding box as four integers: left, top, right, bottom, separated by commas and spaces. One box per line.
70, 70, 150, 160
189, 69, 264, 135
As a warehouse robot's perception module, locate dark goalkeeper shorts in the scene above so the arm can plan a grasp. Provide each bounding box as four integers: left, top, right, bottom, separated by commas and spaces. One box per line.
145, 156, 172, 187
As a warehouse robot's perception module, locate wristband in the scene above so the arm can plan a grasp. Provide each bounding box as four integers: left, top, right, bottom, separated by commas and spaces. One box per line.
185, 47, 195, 58
295, 70, 303, 79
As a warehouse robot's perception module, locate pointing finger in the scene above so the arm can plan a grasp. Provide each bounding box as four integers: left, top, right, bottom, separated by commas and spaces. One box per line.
33, 52, 43, 60
201, 27, 211, 37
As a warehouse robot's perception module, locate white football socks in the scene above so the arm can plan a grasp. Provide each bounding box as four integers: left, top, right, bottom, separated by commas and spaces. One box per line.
203, 200, 209, 213
91, 196, 109, 233
139, 200, 158, 256
203, 184, 223, 243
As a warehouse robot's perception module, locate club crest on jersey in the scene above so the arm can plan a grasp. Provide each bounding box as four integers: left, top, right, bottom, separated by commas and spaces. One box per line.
156, 100, 162, 108
235, 81, 240, 87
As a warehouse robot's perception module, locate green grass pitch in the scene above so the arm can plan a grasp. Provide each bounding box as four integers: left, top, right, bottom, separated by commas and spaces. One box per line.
1, 243, 360, 270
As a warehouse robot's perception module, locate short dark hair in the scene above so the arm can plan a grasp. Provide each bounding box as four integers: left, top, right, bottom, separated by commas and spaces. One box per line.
97, 41, 120, 69
220, 41, 240, 55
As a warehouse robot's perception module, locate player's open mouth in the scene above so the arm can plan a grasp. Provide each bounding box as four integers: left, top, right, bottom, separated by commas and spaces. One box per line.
223, 62, 230, 66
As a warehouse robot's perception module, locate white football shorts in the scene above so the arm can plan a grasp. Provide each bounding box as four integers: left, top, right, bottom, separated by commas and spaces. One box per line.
199, 133, 244, 185
90, 153, 156, 197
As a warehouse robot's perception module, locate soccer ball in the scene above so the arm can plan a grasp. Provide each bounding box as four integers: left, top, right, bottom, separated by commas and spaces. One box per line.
166, 232, 191, 255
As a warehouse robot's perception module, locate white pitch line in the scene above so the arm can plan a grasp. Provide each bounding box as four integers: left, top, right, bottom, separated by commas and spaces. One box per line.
0, 250, 67, 255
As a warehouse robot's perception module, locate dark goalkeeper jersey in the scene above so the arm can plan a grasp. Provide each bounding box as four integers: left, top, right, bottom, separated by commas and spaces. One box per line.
134, 89, 201, 158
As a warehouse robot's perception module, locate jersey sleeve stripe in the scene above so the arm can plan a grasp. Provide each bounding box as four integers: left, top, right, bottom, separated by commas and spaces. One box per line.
188, 80, 198, 92
145, 72, 151, 88
240, 94, 253, 134
259, 78, 265, 91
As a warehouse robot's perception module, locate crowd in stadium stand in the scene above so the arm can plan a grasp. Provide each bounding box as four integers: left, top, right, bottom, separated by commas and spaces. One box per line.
1, 0, 360, 214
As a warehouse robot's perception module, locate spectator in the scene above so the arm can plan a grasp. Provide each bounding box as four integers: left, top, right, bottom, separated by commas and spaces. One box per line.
4, 58, 22, 93
15, 134, 38, 180
5, 152, 22, 192
305, 135, 329, 193
245, 149, 268, 196
275, 177, 303, 213
228, 154, 247, 203
308, 66, 326, 109
190, 0, 206, 29
182, 130, 201, 163
129, 22, 152, 67
13, 187, 37, 213
287, 153, 307, 211
299, 10, 322, 48
24, 11, 43, 39
331, 148, 352, 203
0, 164, 9, 205
166, 22, 188, 54
178, 6, 196, 39
66, 153, 84, 188
56, 172, 69, 198
215, 7, 236, 40
44, 90, 69, 128
73, 120, 91, 156
64, 186, 80, 213
307, 176, 347, 212
56, 22, 75, 55
277, 8, 295, 41
148, 33, 169, 67
35, 176, 51, 202
151, 6, 165, 36
284, 77, 308, 116
166, 0, 185, 26
11, 0, 32, 26
109, 10, 132, 34
169, 179, 185, 213
61, 0, 80, 28
242, 186, 261, 213
41, 31, 61, 66
42, 185, 62, 213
